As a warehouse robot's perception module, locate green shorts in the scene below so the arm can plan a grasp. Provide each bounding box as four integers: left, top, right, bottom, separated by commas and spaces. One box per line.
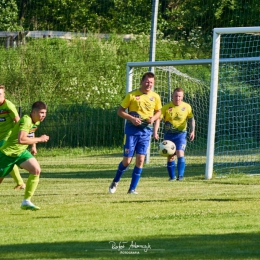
0, 150, 34, 178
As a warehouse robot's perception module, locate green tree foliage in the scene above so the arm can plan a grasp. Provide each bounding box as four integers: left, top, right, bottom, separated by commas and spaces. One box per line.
0, 0, 22, 31
15, 0, 260, 38
161, 0, 260, 38
16, 0, 153, 33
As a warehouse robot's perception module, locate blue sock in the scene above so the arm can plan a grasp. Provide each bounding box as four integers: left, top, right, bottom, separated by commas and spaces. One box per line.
167, 161, 175, 179
113, 162, 127, 182
129, 166, 142, 190
177, 157, 185, 178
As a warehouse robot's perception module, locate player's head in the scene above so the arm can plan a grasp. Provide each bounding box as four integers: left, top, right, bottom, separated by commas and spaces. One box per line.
32, 101, 47, 111
31, 101, 47, 123
141, 72, 155, 81
0, 85, 5, 102
140, 72, 155, 93
172, 88, 184, 106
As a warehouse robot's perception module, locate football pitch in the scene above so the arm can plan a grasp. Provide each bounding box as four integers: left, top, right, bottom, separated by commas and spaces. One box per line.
0, 153, 260, 260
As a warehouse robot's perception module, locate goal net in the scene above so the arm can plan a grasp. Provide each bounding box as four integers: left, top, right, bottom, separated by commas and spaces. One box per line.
126, 60, 211, 169
206, 27, 260, 178
127, 26, 260, 179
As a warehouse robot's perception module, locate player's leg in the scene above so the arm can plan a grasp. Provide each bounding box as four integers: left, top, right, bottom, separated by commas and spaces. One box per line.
0, 152, 17, 185
128, 134, 150, 194
176, 150, 185, 180
167, 154, 176, 181
0, 165, 25, 189
0, 141, 23, 188
17, 152, 41, 210
113, 157, 132, 183
108, 156, 132, 194
172, 133, 187, 181
9, 165, 26, 190
163, 134, 177, 181
128, 153, 145, 194
109, 134, 135, 194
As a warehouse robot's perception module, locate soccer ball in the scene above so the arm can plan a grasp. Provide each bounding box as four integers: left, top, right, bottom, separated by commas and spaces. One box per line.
159, 140, 176, 157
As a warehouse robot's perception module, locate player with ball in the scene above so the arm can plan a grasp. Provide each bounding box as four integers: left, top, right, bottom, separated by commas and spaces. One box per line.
154, 88, 195, 181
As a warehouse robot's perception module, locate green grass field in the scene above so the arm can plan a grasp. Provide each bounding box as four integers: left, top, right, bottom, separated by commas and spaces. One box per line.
1, 152, 260, 260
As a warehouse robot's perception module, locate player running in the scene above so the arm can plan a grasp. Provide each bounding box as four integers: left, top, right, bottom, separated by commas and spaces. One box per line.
0, 85, 26, 189
0, 101, 49, 210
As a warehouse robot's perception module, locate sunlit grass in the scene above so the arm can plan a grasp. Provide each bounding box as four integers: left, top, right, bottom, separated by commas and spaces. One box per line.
1, 151, 260, 259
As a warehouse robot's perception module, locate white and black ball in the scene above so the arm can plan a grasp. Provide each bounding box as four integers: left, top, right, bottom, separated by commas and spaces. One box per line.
159, 140, 176, 157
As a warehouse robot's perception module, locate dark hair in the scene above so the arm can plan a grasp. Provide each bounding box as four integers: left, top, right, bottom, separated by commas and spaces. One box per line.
141, 71, 155, 81
32, 101, 47, 111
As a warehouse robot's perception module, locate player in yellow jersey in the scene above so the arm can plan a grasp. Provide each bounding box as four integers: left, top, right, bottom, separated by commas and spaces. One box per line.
0, 101, 49, 210
154, 88, 195, 181
109, 72, 162, 194
0, 85, 26, 189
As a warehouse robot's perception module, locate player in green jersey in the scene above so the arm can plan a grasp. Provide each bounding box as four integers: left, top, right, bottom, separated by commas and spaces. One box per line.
0, 85, 26, 189
0, 101, 49, 210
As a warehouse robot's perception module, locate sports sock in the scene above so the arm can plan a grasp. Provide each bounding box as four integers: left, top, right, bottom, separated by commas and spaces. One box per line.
9, 165, 24, 185
129, 166, 142, 190
113, 161, 127, 182
167, 161, 175, 179
24, 174, 40, 201
177, 157, 186, 178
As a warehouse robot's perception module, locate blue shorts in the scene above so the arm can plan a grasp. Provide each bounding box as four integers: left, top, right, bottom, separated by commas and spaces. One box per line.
123, 134, 151, 157
164, 132, 187, 151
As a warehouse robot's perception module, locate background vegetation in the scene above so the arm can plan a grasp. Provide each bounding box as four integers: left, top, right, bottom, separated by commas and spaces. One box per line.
0, 1, 259, 152
7, 0, 260, 38
0, 0, 259, 109
0, 3, 259, 259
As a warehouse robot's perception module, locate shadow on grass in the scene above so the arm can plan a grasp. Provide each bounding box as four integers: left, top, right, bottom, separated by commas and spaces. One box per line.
22, 164, 205, 180
0, 233, 259, 259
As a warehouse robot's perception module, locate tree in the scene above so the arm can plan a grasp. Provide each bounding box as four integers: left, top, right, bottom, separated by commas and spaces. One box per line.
0, 0, 22, 31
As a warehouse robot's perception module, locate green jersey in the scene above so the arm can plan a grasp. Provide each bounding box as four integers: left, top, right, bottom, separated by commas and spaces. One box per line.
0, 99, 19, 141
0, 115, 40, 157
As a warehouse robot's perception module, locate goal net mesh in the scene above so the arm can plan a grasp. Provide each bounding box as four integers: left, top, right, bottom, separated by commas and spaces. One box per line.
214, 33, 260, 174
129, 65, 210, 168
130, 32, 260, 176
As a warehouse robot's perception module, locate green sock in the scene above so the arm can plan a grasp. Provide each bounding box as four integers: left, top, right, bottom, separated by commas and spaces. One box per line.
24, 174, 40, 201
9, 165, 24, 185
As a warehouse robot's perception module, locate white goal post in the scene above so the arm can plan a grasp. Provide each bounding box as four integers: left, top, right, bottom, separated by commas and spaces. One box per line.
207, 27, 260, 179
126, 26, 260, 179
126, 59, 211, 169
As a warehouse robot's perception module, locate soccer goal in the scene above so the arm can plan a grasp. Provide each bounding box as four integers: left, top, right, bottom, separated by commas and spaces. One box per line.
207, 27, 260, 179
126, 59, 212, 172
126, 27, 260, 179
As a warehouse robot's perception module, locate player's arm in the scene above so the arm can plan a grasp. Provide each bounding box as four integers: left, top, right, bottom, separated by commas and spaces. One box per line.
188, 117, 195, 141
30, 133, 37, 155
18, 130, 49, 145
117, 106, 143, 126
148, 109, 161, 125
13, 115, 20, 123
153, 117, 162, 140
31, 143, 37, 155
